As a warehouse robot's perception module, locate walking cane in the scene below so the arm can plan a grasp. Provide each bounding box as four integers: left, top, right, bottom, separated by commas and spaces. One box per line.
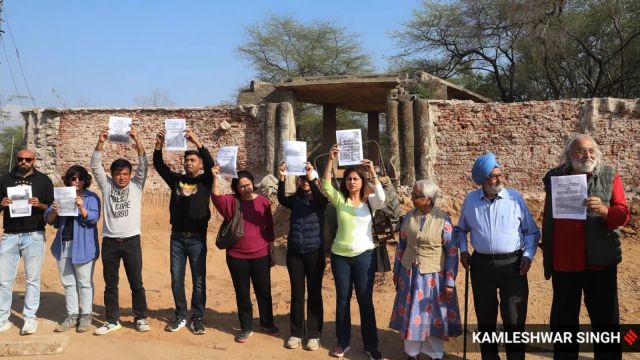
463, 267, 469, 360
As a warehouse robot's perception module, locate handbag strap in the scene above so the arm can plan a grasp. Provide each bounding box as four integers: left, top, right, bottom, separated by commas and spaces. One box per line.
366, 201, 380, 245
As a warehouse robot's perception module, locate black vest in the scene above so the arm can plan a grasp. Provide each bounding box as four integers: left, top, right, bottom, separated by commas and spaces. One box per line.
542, 165, 621, 279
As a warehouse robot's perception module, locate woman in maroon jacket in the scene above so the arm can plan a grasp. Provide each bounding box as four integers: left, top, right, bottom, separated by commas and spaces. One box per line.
211, 166, 278, 343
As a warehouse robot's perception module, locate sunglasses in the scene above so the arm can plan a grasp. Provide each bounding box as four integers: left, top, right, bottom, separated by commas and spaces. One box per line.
17, 157, 34, 163
410, 193, 426, 199
69, 176, 84, 182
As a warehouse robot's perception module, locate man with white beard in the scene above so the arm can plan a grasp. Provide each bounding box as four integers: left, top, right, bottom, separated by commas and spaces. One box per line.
454, 152, 540, 360
541, 134, 629, 359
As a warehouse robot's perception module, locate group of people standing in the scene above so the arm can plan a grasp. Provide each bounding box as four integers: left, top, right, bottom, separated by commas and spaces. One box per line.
0, 129, 629, 360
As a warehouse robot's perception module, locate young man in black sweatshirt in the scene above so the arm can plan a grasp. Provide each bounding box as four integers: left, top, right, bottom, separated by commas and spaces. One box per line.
153, 128, 213, 335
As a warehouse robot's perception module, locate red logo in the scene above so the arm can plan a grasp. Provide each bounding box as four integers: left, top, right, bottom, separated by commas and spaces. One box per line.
624, 329, 638, 346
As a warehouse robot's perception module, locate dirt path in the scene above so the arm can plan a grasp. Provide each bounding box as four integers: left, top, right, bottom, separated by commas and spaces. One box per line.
2, 203, 638, 359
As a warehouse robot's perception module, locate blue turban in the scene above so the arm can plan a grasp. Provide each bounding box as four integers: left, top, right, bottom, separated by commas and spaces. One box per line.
472, 152, 500, 184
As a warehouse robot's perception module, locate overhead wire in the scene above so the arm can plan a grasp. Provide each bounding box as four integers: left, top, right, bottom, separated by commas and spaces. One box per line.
3, 9, 35, 107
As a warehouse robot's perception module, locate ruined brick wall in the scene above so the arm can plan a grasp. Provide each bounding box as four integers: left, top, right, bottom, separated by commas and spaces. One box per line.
429, 98, 640, 198
23, 106, 265, 193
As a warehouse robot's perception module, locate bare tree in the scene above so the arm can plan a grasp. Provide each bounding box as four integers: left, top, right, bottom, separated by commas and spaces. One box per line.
133, 89, 175, 107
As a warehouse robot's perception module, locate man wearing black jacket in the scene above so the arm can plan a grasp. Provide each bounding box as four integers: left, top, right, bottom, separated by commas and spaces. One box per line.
0, 149, 53, 335
153, 129, 213, 335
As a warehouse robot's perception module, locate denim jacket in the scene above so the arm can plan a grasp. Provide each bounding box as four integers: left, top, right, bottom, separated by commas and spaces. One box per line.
45, 189, 101, 264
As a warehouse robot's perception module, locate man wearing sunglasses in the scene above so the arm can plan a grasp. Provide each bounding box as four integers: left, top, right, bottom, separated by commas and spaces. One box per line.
0, 149, 54, 335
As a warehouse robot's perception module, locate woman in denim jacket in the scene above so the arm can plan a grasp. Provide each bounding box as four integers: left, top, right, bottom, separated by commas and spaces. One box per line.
45, 165, 100, 333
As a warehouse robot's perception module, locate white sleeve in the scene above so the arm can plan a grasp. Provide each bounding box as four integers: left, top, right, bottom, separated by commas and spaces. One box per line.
368, 183, 386, 211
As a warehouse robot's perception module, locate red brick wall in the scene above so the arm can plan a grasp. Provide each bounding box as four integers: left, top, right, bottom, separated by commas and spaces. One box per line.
430, 98, 640, 198
25, 106, 264, 193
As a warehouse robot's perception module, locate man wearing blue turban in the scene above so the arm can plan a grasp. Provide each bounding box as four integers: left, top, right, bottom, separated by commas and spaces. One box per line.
453, 152, 540, 360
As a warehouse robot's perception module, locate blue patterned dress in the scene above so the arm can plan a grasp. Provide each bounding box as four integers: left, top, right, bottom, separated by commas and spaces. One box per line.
389, 213, 462, 341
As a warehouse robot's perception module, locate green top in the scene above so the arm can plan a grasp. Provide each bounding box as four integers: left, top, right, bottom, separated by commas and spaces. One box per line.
321, 179, 386, 257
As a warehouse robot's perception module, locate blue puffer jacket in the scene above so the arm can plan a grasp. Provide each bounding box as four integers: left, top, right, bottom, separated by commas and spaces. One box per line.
277, 179, 328, 254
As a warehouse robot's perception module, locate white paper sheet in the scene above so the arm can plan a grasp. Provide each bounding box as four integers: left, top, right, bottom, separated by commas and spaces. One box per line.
108, 116, 132, 144
551, 174, 588, 220
284, 141, 307, 176
217, 146, 238, 178
54, 187, 78, 217
7, 185, 32, 218
336, 129, 363, 166
165, 119, 187, 151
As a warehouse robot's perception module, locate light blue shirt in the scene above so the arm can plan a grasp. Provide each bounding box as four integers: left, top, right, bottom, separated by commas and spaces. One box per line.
453, 187, 540, 260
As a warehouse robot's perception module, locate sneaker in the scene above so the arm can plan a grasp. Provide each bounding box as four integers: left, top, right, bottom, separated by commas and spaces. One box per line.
305, 338, 320, 351
76, 314, 92, 333
135, 318, 151, 332
261, 325, 280, 337
365, 349, 384, 360
94, 322, 122, 335
20, 317, 37, 335
0, 321, 11, 333
165, 317, 186, 332
55, 314, 78, 332
189, 317, 205, 335
234, 330, 253, 343
285, 336, 301, 349
330, 345, 350, 358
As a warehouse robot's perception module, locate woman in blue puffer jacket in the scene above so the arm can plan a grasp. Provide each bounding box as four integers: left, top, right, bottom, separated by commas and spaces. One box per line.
277, 161, 328, 351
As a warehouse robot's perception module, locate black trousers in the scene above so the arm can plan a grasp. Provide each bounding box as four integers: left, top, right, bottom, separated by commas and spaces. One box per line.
470, 252, 528, 360
286, 249, 325, 339
550, 268, 621, 360
102, 235, 148, 323
226, 254, 275, 331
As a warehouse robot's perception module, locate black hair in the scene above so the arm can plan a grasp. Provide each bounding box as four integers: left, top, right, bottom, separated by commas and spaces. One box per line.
110, 158, 132, 174
340, 165, 371, 202
62, 165, 92, 188
184, 150, 201, 159
230, 170, 255, 196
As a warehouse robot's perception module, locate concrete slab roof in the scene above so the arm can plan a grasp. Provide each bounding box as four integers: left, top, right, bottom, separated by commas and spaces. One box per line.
271, 72, 490, 113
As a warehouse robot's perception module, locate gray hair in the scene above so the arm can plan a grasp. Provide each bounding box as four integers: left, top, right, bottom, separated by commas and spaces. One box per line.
560, 134, 603, 174
414, 179, 440, 204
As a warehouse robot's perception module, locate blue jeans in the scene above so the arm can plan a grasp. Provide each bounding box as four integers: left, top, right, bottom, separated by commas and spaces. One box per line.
56, 241, 95, 316
0, 231, 45, 322
331, 250, 379, 351
170, 232, 207, 319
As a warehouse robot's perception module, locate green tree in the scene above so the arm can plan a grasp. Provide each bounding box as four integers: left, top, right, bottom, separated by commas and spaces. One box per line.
393, 0, 640, 101
0, 126, 25, 175
236, 14, 373, 83
237, 14, 375, 160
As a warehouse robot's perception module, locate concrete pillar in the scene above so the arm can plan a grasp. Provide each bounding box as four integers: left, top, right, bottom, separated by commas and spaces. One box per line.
385, 100, 400, 183
263, 102, 278, 176
414, 99, 430, 181
367, 112, 380, 166
322, 104, 337, 152
398, 98, 415, 186
276, 102, 297, 192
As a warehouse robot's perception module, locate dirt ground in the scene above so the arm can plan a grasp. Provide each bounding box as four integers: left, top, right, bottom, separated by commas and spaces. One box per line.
2, 200, 639, 360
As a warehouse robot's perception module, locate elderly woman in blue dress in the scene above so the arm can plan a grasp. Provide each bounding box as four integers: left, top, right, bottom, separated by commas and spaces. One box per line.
389, 179, 462, 360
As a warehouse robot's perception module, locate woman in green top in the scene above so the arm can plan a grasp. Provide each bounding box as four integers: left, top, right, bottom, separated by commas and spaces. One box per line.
322, 144, 386, 360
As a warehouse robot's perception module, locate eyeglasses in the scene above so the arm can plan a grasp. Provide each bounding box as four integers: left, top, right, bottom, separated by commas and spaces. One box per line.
487, 173, 505, 180
16, 157, 34, 163
70, 176, 84, 182
410, 193, 426, 199
572, 148, 596, 156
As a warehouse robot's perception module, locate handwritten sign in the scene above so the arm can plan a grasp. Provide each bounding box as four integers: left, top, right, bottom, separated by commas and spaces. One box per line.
284, 141, 307, 176
217, 146, 238, 178
54, 187, 78, 217
108, 116, 132, 144
7, 185, 32, 218
165, 119, 187, 151
551, 174, 587, 220
336, 129, 363, 166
